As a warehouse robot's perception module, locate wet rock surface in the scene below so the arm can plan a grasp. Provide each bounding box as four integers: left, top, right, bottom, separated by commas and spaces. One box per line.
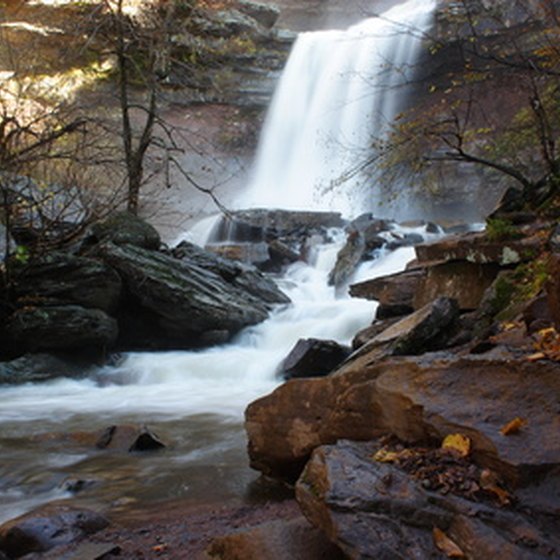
246, 352, 560, 485
0, 504, 109, 558
0, 353, 90, 385
296, 440, 560, 560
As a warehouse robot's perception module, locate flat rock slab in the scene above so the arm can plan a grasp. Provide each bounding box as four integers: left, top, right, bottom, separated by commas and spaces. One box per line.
246, 352, 560, 486
415, 233, 545, 266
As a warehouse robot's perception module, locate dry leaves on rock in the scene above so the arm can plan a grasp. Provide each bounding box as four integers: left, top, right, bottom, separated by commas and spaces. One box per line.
530, 327, 560, 361
433, 527, 465, 559
480, 468, 512, 506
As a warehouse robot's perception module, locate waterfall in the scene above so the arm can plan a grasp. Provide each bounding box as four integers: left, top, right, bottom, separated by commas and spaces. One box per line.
239, 0, 436, 217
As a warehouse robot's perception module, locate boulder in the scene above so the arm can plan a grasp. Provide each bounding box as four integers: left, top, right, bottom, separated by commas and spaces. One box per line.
246, 352, 560, 485
97, 242, 281, 348
172, 240, 290, 305
328, 230, 365, 287
0, 504, 109, 558
0, 353, 89, 385
278, 338, 351, 379
12, 252, 122, 313
415, 232, 545, 266
350, 269, 424, 318
296, 440, 560, 560
353, 296, 460, 357
351, 317, 400, 350
207, 517, 344, 560
8, 305, 118, 353
89, 212, 161, 250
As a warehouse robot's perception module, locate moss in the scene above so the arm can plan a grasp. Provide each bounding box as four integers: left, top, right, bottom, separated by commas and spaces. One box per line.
486, 217, 523, 242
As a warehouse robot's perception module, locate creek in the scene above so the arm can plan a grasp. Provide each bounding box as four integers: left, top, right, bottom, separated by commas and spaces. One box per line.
0, 0, 437, 524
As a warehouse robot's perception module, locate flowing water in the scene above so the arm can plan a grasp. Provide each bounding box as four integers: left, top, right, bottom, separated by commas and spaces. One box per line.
240, 0, 436, 216
0, 0, 437, 524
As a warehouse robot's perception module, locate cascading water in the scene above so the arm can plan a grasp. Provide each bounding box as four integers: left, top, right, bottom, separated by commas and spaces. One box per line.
240, 0, 436, 216
0, 0, 437, 525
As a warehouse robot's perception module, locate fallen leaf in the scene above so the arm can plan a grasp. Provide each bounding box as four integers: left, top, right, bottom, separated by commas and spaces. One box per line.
500, 417, 528, 436
373, 448, 400, 463
441, 434, 471, 457
480, 469, 512, 506
526, 352, 546, 362
433, 527, 465, 558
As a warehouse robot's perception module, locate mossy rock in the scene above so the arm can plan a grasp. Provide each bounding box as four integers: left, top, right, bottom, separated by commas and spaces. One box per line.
90, 212, 161, 250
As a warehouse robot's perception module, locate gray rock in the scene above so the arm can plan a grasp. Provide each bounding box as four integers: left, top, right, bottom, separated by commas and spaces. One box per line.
278, 338, 351, 380
328, 231, 365, 288
0, 353, 88, 385
0, 504, 109, 558
97, 242, 281, 348
172, 240, 290, 306
9, 305, 117, 353
13, 252, 121, 313
89, 212, 161, 250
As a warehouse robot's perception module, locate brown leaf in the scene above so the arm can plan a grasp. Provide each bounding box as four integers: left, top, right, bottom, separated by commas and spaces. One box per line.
526, 352, 546, 362
433, 527, 465, 558
500, 417, 528, 436
480, 469, 512, 506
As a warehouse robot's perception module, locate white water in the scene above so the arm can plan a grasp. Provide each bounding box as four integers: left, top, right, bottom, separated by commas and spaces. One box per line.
240, 0, 436, 216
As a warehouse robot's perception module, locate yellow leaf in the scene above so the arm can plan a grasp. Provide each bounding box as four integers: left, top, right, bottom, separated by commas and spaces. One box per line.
373, 448, 400, 463
527, 352, 546, 362
441, 434, 471, 457
500, 417, 527, 436
433, 527, 465, 558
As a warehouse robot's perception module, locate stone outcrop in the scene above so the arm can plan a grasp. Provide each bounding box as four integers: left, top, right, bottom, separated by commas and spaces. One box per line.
296, 440, 560, 560
97, 241, 284, 348
0, 353, 90, 385
0, 504, 109, 558
12, 252, 122, 313
245, 352, 560, 485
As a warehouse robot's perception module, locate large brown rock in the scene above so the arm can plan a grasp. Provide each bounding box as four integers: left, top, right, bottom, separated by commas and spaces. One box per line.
296, 440, 560, 560
246, 352, 560, 485
349, 268, 424, 318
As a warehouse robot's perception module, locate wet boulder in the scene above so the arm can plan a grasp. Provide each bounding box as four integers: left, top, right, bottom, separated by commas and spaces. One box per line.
89, 211, 161, 250
328, 230, 365, 288
278, 338, 351, 380
95, 425, 166, 452
97, 242, 284, 349
12, 252, 122, 313
0, 504, 109, 558
8, 305, 118, 354
352, 296, 460, 358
